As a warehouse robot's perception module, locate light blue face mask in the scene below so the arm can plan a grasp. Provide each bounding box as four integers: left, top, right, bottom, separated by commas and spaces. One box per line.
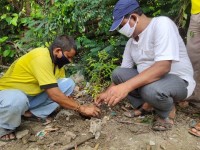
118, 16, 138, 37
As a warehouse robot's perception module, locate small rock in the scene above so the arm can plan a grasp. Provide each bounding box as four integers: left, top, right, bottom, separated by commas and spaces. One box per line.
160, 144, 166, 150
149, 140, 155, 146
78, 145, 93, 150
22, 137, 28, 144
50, 142, 62, 147
22, 134, 31, 144
75, 90, 87, 98
55, 109, 75, 120
169, 137, 178, 142
74, 86, 80, 92
65, 131, 76, 139
146, 144, 151, 150
60, 136, 72, 145
109, 146, 117, 150
102, 116, 109, 124
89, 119, 102, 139
70, 71, 85, 84
16, 129, 29, 139
28, 135, 37, 142
0, 141, 7, 147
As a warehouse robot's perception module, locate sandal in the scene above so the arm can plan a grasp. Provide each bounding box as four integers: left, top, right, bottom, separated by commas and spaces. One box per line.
124, 107, 154, 118
188, 122, 200, 137
152, 117, 173, 131
0, 128, 16, 142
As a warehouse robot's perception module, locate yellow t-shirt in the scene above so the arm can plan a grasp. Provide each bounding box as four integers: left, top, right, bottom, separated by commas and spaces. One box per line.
191, 0, 200, 14
0, 47, 65, 96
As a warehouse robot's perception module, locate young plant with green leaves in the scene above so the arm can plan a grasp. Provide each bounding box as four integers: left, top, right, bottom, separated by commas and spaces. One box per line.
85, 50, 118, 98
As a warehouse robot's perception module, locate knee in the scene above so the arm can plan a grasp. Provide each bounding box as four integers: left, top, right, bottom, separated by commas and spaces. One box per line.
11, 91, 29, 109
66, 78, 75, 89
58, 78, 75, 93
141, 86, 173, 110
111, 67, 124, 84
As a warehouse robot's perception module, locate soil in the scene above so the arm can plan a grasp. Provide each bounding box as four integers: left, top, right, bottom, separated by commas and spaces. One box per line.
1, 94, 200, 150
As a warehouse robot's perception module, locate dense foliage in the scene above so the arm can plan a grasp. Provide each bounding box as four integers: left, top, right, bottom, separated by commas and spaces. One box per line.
0, 0, 191, 95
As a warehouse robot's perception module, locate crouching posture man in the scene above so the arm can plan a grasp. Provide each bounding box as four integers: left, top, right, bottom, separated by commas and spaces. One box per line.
96, 0, 196, 131
0, 35, 100, 141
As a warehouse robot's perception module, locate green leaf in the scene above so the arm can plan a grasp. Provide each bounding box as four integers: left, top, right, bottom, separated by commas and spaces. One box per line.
1, 14, 7, 20
10, 16, 18, 26
3, 50, 11, 57
0, 37, 8, 43
9, 50, 16, 57
5, 17, 12, 24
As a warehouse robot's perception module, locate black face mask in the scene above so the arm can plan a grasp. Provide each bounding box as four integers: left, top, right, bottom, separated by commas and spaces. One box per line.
55, 52, 70, 68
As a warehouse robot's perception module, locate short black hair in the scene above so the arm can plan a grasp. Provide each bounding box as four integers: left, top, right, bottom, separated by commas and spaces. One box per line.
124, 7, 143, 18
50, 35, 77, 52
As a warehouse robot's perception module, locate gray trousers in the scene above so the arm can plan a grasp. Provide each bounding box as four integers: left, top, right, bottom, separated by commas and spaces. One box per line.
112, 67, 188, 119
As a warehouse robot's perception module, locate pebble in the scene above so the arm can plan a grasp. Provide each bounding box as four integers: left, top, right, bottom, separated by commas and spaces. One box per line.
0, 141, 7, 147
65, 131, 76, 139
28, 135, 37, 142
78, 145, 93, 150
149, 140, 156, 146
160, 144, 166, 150
16, 129, 29, 139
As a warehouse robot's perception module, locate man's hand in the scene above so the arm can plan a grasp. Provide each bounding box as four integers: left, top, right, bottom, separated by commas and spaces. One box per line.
95, 92, 108, 106
79, 104, 101, 117
105, 83, 129, 106
95, 83, 129, 107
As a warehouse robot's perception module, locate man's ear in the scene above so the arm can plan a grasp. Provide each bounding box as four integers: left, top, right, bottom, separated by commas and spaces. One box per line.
130, 14, 137, 21
53, 48, 62, 57
53, 48, 61, 53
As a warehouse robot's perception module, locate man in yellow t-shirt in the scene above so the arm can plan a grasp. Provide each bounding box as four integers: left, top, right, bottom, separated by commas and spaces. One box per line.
0, 35, 100, 141
187, 0, 200, 137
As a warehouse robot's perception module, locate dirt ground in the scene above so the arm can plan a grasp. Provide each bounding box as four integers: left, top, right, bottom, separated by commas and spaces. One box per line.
1, 95, 200, 150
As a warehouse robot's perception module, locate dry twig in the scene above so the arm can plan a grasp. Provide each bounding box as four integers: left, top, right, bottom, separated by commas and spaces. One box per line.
62, 133, 95, 150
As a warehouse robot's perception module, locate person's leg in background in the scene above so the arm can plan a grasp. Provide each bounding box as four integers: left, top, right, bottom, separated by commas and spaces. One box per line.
187, 13, 200, 100
187, 13, 200, 137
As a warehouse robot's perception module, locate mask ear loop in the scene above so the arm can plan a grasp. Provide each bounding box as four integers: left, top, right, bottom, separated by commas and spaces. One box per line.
130, 14, 139, 27
118, 16, 131, 31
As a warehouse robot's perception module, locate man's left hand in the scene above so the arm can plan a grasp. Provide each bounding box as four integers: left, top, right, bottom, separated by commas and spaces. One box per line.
104, 83, 129, 107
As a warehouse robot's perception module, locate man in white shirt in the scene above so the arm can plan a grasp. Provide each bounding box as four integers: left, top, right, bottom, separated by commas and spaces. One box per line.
96, 0, 196, 131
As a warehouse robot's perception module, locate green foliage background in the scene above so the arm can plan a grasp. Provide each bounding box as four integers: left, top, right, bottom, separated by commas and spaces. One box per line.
0, 0, 191, 95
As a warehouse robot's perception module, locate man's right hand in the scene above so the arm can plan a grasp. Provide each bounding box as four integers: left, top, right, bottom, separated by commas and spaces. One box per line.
79, 104, 101, 117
